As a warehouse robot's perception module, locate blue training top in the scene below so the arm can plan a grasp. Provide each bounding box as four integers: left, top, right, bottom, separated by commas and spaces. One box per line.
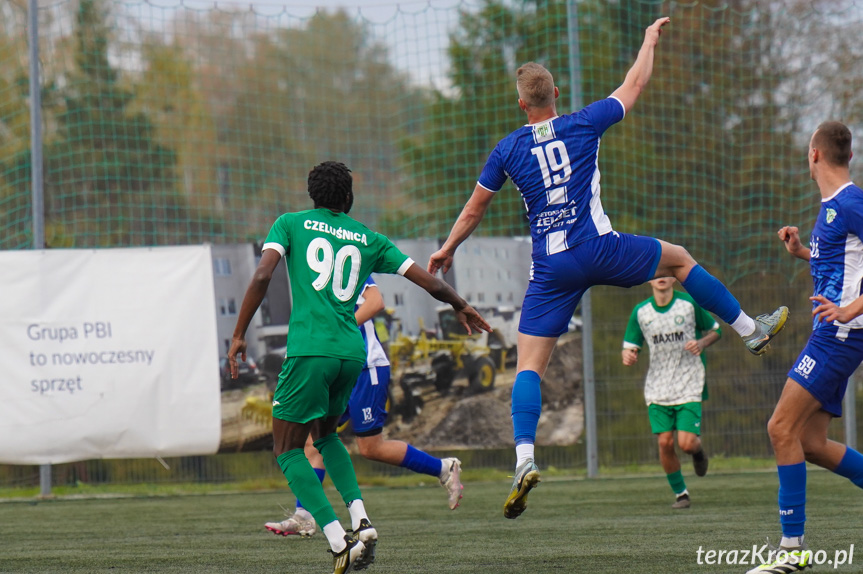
478, 97, 625, 259
809, 182, 863, 338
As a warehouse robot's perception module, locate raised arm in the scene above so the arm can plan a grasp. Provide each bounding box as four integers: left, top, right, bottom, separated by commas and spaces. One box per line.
778, 226, 811, 261
428, 184, 496, 274
228, 248, 281, 378
609, 17, 670, 113
402, 263, 491, 335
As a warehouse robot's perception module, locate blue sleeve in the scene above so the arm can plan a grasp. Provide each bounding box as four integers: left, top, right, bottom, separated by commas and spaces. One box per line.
580, 98, 625, 137
364, 276, 376, 289
844, 196, 863, 237
477, 144, 507, 192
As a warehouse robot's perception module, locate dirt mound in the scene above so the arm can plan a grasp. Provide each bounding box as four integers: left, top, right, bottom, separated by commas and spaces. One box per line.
386, 333, 585, 450
542, 333, 584, 408
422, 388, 514, 448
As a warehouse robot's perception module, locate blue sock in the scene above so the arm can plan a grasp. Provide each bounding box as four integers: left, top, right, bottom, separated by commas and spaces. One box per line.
834, 447, 863, 488
777, 462, 806, 537
681, 264, 742, 325
296, 467, 327, 510
401, 445, 443, 477
512, 370, 542, 445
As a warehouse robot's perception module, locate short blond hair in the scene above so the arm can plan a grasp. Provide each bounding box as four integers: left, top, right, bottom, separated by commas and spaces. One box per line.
516, 62, 555, 108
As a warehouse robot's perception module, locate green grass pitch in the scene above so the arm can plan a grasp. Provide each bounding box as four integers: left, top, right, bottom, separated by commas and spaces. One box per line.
2, 470, 861, 573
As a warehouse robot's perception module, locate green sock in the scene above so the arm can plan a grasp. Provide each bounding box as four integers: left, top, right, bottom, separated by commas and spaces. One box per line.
667, 469, 687, 495
314, 433, 363, 505
276, 449, 339, 526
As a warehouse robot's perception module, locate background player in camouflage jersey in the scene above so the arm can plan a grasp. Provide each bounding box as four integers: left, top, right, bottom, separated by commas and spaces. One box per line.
229, 161, 490, 574
622, 277, 720, 509
265, 277, 463, 539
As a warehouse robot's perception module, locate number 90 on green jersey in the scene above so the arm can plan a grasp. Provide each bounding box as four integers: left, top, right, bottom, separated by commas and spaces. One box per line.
307, 237, 361, 302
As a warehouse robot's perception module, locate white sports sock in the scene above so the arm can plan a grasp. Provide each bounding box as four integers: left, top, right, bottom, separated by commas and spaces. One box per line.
323, 520, 347, 553
781, 535, 804, 548
515, 443, 535, 468
438, 459, 447, 478
347, 499, 368, 531
676, 489, 689, 498
730, 311, 756, 337
294, 507, 313, 521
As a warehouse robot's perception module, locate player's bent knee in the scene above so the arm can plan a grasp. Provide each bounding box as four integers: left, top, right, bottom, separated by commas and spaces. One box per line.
357, 443, 379, 460
661, 242, 694, 265
657, 434, 675, 451
767, 416, 796, 449
355, 431, 384, 460
679, 437, 700, 454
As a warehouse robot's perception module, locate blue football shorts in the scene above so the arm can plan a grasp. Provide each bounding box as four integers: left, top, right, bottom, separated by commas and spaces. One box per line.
519, 231, 662, 337
338, 365, 391, 435
788, 328, 863, 417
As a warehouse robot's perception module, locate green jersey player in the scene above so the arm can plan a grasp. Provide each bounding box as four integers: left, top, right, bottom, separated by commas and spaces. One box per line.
228, 161, 490, 574
622, 277, 721, 509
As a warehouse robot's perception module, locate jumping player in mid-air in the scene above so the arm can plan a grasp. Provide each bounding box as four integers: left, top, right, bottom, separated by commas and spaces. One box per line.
230, 161, 489, 573
427, 17, 788, 520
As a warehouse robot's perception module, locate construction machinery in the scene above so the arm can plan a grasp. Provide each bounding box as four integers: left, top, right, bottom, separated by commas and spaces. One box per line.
388, 305, 519, 421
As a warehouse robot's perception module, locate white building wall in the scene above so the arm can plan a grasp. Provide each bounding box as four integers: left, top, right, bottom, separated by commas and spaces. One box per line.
373, 237, 532, 336
211, 244, 265, 360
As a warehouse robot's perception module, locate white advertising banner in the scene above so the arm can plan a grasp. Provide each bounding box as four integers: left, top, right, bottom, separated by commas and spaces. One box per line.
0, 246, 221, 464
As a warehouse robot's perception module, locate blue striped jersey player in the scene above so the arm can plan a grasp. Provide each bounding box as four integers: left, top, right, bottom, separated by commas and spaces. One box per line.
748, 121, 863, 574
426, 17, 789, 520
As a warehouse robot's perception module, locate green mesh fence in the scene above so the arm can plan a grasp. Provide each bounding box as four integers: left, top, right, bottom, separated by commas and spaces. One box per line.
2, 0, 863, 481
1, 0, 859, 264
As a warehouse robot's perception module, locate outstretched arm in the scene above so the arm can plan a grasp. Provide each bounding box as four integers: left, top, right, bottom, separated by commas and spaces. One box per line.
228, 249, 281, 378
428, 184, 496, 274
402, 263, 491, 335
610, 17, 670, 113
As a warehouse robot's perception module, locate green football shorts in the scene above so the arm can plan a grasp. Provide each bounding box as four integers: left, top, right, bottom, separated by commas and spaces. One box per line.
272, 356, 364, 424
648, 402, 702, 435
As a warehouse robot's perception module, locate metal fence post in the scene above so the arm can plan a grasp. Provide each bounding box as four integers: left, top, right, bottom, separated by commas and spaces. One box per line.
581, 290, 598, 477
28, 0, 50, 497
566, 0, 597, 478
845, 369, 858, 451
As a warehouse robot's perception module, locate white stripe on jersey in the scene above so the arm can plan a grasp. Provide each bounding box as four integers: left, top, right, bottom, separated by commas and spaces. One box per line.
588, 140, 613, 237
547, 230, 567, 255
360, 318, 389, 367
357, 286, 390, 368
546, 185, 567, 205
837, 233, 863, 339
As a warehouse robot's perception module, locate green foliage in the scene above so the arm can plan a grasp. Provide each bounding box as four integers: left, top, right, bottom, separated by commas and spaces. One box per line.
41, 0, 182, 247
3, 0, 861, 250
398, 0, 572, 238
0, 2, 33, 249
